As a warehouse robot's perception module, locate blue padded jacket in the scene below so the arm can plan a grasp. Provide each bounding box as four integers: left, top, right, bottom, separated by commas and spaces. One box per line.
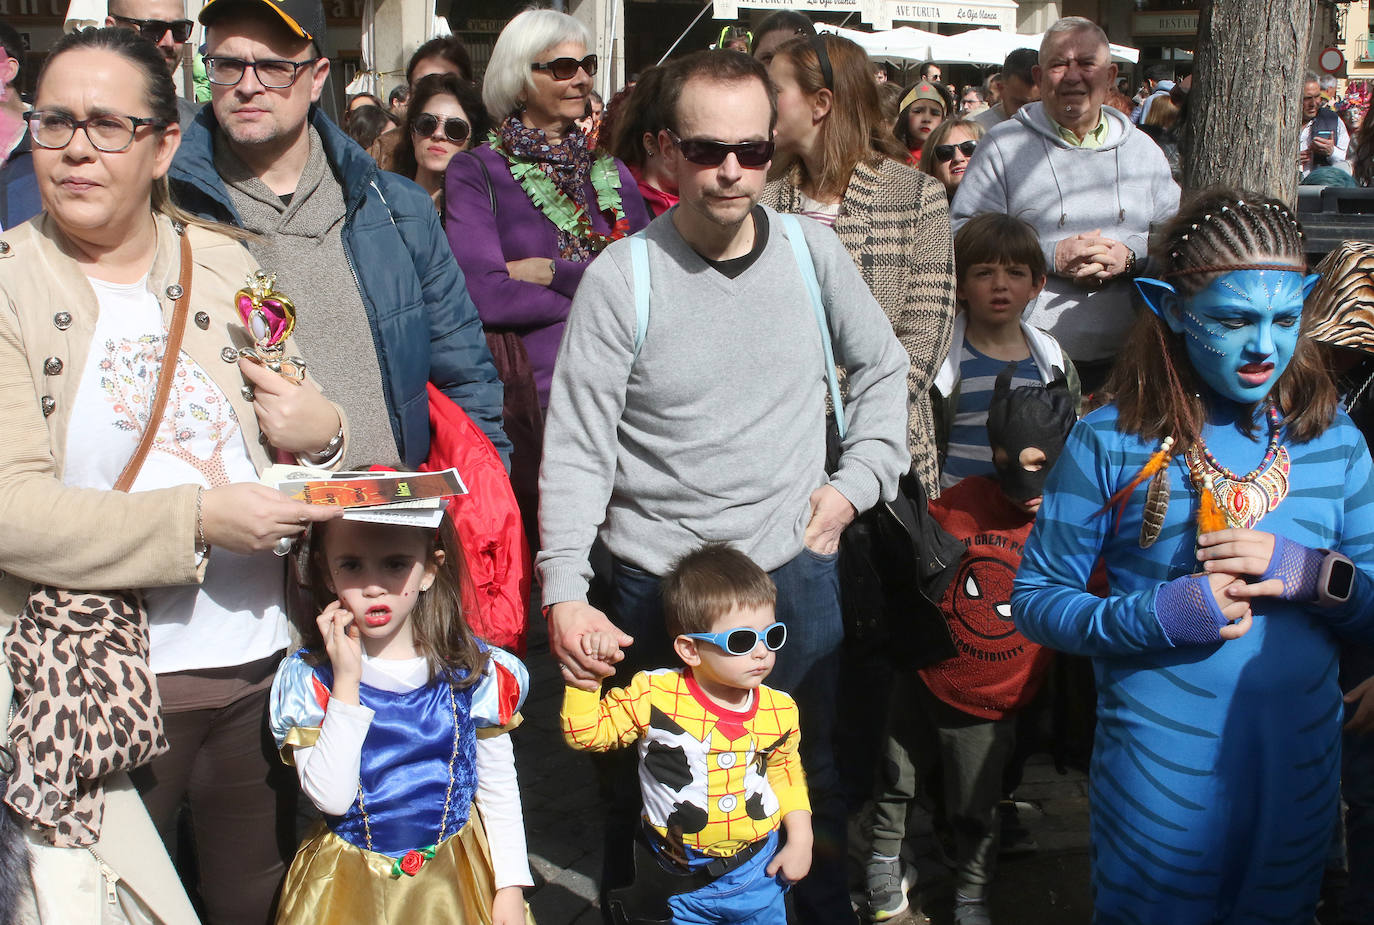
168, 106, 510, 468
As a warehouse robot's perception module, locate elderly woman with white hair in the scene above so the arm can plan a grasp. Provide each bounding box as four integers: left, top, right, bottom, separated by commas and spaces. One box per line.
445, 8, 648, 554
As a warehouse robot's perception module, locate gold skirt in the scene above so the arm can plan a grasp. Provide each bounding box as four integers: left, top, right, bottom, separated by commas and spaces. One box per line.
275, 806, 535, 925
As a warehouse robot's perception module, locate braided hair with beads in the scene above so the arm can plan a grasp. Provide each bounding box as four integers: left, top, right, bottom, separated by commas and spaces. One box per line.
1105, 187, 1336, 452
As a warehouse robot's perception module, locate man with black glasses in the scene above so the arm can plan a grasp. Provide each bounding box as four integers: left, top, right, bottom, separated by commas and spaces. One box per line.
539, 49, 908, 925
105, 0, 200, 125
168, 0, 508, 471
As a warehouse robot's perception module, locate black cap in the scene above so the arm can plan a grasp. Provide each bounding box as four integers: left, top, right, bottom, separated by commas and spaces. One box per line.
199, 0, 328, 57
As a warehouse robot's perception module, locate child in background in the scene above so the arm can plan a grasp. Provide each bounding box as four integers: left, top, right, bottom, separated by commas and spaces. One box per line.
933, 212, 1080, 491
269, 515, 532, 925
866, 375, 1078, 925
562, 543, 812, 924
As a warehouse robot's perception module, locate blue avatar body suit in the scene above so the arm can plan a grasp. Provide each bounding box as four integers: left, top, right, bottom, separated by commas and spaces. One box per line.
1013, 404, 1374, 924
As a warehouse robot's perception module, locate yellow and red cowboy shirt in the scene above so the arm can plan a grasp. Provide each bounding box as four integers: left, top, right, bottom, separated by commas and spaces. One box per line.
562, 668, 809, 858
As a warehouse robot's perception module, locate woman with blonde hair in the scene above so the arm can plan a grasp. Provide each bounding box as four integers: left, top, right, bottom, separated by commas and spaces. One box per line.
762, 32, 955, 498
917, 116, 985, 200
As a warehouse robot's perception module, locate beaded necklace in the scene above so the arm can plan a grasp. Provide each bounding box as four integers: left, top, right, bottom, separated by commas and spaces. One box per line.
1184, 402, 1291, 530
490, 132, 630, 256
357, 679, 461, 878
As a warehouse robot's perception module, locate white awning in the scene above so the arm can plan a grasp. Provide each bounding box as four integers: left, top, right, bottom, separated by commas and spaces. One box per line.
64, 0, 106, 32
928, 27, 1140, 65
816, 22, 942, 63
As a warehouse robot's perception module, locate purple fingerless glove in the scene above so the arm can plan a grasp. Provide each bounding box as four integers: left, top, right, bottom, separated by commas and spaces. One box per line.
1154, 574, 1229, 646
1260, 535, 1324, 602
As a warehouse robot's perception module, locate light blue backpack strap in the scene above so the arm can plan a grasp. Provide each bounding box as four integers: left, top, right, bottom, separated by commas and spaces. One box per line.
778, 213, 846, 439
629, 231, 651, 362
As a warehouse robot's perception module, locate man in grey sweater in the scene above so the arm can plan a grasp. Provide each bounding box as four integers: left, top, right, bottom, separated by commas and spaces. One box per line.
952, 16, 1180, 392
539, 50, 909, 925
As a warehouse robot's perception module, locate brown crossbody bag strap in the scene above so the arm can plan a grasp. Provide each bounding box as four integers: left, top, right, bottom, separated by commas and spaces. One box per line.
113, 229, 193, 492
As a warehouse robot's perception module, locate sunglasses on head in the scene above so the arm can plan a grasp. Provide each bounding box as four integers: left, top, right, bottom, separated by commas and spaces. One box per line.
111, 14, 194, 43
665, 129, 774, 168
934, 140, 978, 162
531, 54, 598, 81
685, 622, 788, 656
410, 112, 470, 144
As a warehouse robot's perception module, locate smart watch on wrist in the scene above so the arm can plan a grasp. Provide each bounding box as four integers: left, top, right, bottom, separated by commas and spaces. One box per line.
1316, 549, 1356, 607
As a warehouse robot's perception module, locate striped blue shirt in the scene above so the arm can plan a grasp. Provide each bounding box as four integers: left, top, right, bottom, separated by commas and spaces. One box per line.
940, 340, 1041, 490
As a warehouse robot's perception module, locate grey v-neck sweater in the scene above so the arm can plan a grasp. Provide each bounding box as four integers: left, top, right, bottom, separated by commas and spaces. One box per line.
216, 129, 401, 468
536, 205, 911, 604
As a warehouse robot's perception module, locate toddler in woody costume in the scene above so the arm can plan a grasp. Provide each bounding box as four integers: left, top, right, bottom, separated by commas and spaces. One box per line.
561, 543, 812, 923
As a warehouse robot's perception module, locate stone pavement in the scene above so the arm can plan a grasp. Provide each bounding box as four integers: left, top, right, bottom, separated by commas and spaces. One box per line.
512, 616, 1094, 924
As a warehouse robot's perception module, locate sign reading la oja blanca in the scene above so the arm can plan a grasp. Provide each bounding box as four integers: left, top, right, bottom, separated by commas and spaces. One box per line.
712, 0, 1014, 32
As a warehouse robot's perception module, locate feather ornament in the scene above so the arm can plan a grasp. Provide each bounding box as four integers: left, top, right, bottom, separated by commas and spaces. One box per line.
1196, 474, 1230, 536
1097, 436, 1175, 533
1139, 465, 1170, 548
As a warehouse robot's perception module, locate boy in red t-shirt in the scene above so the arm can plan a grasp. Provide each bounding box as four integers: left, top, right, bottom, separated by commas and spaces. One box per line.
865, 372, 1077, 925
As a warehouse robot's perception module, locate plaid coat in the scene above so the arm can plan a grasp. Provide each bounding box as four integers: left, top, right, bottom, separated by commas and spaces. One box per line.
763, 157, 955, 497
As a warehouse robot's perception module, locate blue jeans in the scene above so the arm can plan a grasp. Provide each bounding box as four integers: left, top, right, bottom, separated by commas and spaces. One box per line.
603, 548, 853, 925
667, 831, 788, 924
1343, 644, 1374, 924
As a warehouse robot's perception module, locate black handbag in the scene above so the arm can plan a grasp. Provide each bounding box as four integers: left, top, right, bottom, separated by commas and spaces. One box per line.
826, 422, 960, 669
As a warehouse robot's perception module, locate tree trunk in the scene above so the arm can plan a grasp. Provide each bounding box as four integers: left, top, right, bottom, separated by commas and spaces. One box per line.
1182, 0, 1314, 203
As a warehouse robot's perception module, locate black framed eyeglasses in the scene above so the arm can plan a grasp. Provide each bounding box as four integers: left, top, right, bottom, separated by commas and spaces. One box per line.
110, 14, 193, 43
685, 623, 788, 656
665, 129, 774, 168
410, 112, 470, 145
933, 140, 978, 162
203, 56, 320, 89
530, 55, 598, 80
26, 110, 167, 153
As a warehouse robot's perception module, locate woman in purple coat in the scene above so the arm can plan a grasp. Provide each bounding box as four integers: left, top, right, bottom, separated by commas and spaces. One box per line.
445, 10, 649, 551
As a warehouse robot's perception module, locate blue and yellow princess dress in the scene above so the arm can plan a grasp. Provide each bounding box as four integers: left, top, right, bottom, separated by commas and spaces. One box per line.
269, 646, 530, 925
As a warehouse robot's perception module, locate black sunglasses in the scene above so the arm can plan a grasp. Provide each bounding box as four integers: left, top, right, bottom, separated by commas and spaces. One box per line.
933, 140, 978, 162
665, 128, 774, 168
531, 55, 598, 81
110, 14, 193, 43
410, 112, 470, 145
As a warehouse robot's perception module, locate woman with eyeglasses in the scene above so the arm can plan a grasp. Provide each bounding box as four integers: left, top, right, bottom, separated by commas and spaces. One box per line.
446, 8, 648, 557
763, 33, 955, 500
918, 117, 985, 200
388, 73, 486, 211
0, 27, 345, 925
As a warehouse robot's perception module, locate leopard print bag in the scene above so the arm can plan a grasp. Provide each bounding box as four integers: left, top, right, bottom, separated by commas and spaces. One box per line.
2, 232, 192, 850
4, 587, 168, 847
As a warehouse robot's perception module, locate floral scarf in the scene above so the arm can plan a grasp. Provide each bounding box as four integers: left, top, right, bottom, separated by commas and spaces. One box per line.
498, 113, 599, 262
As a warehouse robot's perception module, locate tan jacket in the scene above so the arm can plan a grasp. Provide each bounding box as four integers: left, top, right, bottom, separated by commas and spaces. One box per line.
0, 213, 346, 617
0, 213, 345, 925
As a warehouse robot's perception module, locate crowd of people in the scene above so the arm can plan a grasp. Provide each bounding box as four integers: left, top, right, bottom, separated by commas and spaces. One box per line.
0, 4, 1372, 925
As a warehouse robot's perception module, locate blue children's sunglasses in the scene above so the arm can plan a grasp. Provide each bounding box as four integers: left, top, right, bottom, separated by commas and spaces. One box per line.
684, 622, 787, 656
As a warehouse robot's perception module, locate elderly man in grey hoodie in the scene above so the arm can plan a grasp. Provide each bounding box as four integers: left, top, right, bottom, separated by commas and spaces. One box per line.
951, 16, 1179, 392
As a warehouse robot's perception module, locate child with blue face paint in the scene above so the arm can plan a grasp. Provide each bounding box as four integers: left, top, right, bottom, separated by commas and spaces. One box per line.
1012, 189, 1374, 924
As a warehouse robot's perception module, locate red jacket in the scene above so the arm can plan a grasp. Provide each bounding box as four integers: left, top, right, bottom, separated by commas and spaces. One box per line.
420, 383, 531, 655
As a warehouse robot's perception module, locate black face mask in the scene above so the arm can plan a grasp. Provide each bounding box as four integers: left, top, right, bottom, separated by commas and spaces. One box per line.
985, 366, 1077, 502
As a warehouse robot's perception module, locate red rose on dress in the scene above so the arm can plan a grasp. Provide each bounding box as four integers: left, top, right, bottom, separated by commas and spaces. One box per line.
398, 850, 425, 876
